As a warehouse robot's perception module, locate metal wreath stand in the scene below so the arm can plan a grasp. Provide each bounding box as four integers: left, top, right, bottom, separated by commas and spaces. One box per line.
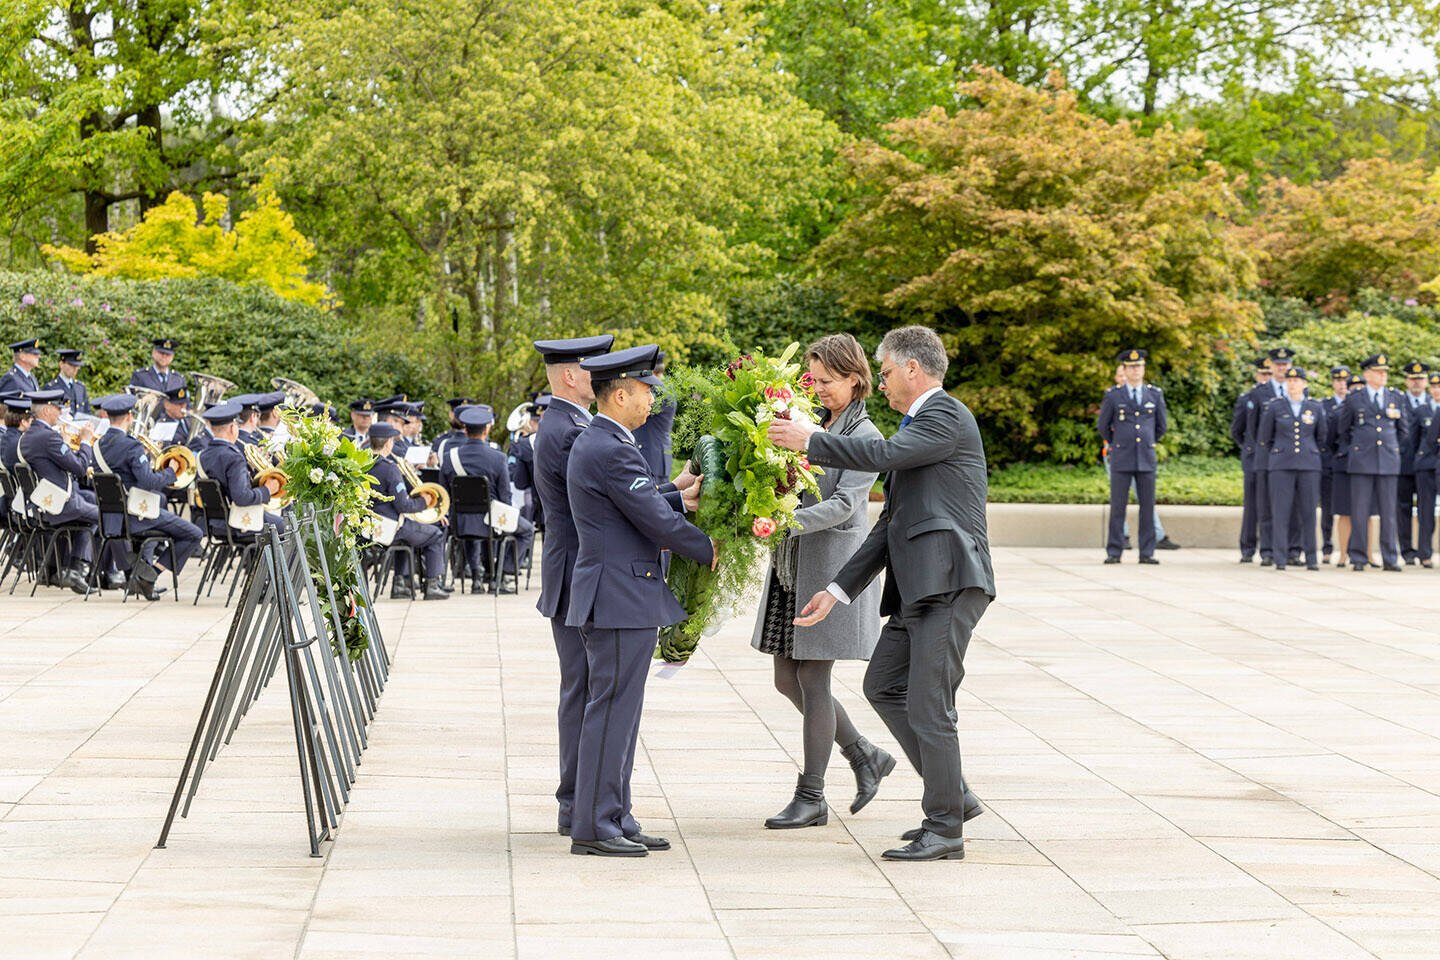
156, 506, 391, 856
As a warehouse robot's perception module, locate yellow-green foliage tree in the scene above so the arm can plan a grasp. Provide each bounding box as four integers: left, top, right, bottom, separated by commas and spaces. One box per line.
1240, 158, 1440, 311
813, 69, 1260, 463
43, 179, 330, 307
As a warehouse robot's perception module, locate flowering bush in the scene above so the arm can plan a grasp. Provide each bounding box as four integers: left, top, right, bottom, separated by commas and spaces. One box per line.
279, 410, 381, 661
660, 342, 822, 662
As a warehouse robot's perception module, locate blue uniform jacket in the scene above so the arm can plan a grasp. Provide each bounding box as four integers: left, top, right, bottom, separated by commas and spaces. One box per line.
17, 420, 94, 522
1337, 388, 1410, 476
632, 397, 676, 480
1259, 398, 1328, 472
1400, 394, 1430, 474
441, 437, 511, 537
128, 367, 187, 394
199, 440, 269, 507
367, 455, 429, 521
533, 397, 590, 620
1415, 402, 1440, 472
43, 376, 90, 415
1230, 390, 1256, 468
507, 433, 534, 491
1097, 384, 1167, 473
564, 416, 713, 630
1320, 396, 1345, 472
1242, 380, 1300, 471
0, 365, 39, 396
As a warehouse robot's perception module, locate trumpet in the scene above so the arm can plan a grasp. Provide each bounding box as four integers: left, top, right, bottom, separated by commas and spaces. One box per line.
243, 441, 290, 510
395, 456, 449, 524
57, 414, 96, 451
137, 434, 199, 490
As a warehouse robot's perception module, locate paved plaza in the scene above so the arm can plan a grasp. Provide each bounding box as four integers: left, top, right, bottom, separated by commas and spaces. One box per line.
3, 547, 1440, 959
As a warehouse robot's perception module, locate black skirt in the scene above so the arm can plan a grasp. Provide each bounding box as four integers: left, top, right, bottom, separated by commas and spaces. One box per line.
756, 570, 796, 658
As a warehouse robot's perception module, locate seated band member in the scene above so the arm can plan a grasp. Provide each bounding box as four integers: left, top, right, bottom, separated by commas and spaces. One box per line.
18, 389, 100, 593
228, 394, 264, 447
375, 400, 411, 459
440, 404, 535, 590
129, 337, 186, 394
46, 349, 91, 415
256, 391, 285, 437
156, 384, 209, 450
197, 401, 286, 536
93, 394, 203, 599
366, 421, 450, 601
432, 398, 472, 462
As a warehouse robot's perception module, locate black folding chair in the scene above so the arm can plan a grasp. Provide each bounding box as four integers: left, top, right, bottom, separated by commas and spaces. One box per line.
191, 479, 258, 606
92, 473, 180, 602
10, 463, 96, 597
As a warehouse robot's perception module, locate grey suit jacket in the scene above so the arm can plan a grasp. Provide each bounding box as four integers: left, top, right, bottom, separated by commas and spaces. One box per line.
807, 390, 995, 616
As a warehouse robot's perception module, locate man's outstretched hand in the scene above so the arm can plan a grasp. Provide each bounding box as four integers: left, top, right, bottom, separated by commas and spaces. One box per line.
794, 590, 837, 627
767, 416, 820, 451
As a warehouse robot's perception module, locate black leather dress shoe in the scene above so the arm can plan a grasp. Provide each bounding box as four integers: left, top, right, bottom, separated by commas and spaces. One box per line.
1273, 564, 1286, 571
1384, 563, 1404, 572
882, 829, 965, 861
1405, 556, 1417, 566
1156, 536, 1181, 550
902, 800, 983, 841
1352, 562, 1366, 571
1103, 556, 1121, 564
571, 836, 648, 857
1240, 555, 1254, 563
1422, 559, 1434, 569
557, 825, 571, 837
625, 832, 671, 850
1138, 556, 1159, 565
1260, 557, 1273, 567
1306, 563, 1319, 571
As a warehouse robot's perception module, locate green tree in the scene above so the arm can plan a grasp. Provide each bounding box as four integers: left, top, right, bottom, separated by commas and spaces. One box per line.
259, 0, 836, 405
1240, 157, 1440, 309
813, 70, 1260, 464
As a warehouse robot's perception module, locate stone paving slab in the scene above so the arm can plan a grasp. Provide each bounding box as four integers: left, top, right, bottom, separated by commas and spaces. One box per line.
1, 547, 1439, 958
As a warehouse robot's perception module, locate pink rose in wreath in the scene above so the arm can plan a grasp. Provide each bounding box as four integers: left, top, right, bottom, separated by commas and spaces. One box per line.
752, 517, 777, 538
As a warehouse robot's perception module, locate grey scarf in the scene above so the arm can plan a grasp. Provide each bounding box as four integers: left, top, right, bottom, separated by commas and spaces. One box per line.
775, 400, 870, 591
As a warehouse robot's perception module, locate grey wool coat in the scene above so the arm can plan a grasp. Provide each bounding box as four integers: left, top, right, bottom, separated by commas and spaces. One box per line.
751, 400, 884, 660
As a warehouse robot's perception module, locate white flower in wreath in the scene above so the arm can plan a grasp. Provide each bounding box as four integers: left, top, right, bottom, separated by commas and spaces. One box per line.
321, 441, 338, 457
771, 398, 789, 414
309, 467, 325, 483
326, 471, 340, 485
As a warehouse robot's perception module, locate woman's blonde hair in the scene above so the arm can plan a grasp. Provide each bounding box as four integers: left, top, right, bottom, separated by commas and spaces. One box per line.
805, 333, 873, 401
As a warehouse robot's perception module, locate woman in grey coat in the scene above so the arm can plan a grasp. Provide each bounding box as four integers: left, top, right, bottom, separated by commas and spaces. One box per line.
753, 334, 890, 829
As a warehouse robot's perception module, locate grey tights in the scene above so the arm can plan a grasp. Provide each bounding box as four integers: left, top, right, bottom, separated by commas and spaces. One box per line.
772, 655, 862, 779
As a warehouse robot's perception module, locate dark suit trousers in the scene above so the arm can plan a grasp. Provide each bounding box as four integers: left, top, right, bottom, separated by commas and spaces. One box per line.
1418, 471, 1438, 560
1350, 474, 1399, 566
1107, 469, 1155, 558
550, 617, 589, 830
1256, 468, 1302, 560
863, 587, 990, 838
1239, 465, 1258, 558
571, 625, 650, 841
1398, 472, 1419, 559
1319, 467, 1334, 554
1268, 470, 1319, 565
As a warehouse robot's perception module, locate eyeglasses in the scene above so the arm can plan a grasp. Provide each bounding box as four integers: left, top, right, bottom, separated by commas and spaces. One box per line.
877, 364, 898, 387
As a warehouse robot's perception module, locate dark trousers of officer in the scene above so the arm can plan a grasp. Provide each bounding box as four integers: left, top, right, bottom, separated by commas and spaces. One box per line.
1256, 469, 1303, 561
549, 618, 594, 833
1349, 473, 1400, 566
1320, 467, 1334, 555
1239, 465, 1258, 558
863, 587, 990, 838
570, 625, 652, 842
53, 489, 99, 567
136, 512, 204, 574
1107, 469, 1155, 558
1268, 469, 1320, 566
1417, 470, 1438, 561
1398, 472, 1419, 559
394, 519, 445, 580
459, 517, 536, 577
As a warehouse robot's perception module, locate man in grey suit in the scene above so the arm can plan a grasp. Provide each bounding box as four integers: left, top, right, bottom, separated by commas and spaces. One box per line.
769, 325, 995, 862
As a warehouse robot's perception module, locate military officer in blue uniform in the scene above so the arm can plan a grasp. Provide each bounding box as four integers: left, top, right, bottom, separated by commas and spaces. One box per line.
1, 339, 44, 396
1412, 371, 1440, 566
565, 344, 714, 857
156, 385, 209, 450
441, 404, 534, 588
1258, 367, 1328, 570
375, 400, 411, 459
197, 401, 285, 537
532, 334, 615, 839
1097, 348, 1167, 564
1230, 357, 1272, 562
343, 398, 375, 446
365, 421, 450, 601
128, 338, 187, 394
255, 391, 286, 439
1319, 366, 1350, 563
0, 395, 31, 517
631, 356, 675, 481
19, 389, 99, 593
93, 394, 204, 599
1397, 360, 1431, 563
1245, 348, 1306, 565
432, 398, 472, 462
44, 349, 91, 415
1337, 353, 1409, 571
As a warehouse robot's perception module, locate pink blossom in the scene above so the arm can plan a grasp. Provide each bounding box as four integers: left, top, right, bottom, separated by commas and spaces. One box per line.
798, 372, 815, 390
334, 511, 345, 536
70, 297, 83, 307
752, 517, 777, 538
20, 293, 35, 306
779, 387, 793, 401
99, 302, 111, 312
799, 457, 810, 472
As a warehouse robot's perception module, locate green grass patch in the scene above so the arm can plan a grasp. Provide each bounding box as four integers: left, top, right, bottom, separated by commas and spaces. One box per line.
987, 455, 1243, 506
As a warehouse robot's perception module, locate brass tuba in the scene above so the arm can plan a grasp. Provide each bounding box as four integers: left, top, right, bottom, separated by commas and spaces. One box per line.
395, 456, 449, 523
243, 441, 290, 510
272, 377, 319, 409
126, 386, 168, 438
189, 372, 237, 411
137, 434, 199, 489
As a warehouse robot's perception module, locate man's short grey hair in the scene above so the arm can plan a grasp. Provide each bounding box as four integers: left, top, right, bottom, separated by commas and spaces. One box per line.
876, 325, 948, 379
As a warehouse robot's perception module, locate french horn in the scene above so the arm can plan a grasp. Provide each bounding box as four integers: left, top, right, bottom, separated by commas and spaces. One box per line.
137, 434, 199, 489
395, 456, 449, 524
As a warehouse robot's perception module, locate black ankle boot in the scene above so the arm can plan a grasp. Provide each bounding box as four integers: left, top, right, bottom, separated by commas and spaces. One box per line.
764, 774, 827, 829
422, 577, 451, 600
841, 737, 896, 814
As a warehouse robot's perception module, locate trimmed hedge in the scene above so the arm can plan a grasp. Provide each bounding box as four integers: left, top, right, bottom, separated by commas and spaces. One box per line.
0, 271, 439, 408
988, 456, 1243, 506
